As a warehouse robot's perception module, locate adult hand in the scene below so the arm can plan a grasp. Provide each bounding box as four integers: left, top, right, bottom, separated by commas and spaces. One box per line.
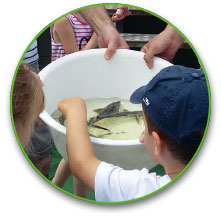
97, 25, 129, 60
79, 6, 129, 60
141, 25, 184, 68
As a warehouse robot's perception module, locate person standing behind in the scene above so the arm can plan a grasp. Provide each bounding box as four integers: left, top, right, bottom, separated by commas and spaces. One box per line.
12, 63, 46, 166
51, 11, 97, 61
23, 40, 40, 72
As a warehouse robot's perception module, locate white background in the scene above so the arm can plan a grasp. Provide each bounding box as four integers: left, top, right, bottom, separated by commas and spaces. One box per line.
1, 0, 220, 219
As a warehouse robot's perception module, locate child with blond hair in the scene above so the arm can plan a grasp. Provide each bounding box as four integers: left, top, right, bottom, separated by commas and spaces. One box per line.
12, 63, 45, 156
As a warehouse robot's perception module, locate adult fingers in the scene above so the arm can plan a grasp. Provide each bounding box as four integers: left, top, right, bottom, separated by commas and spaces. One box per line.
140, 44, 147, 53
104, 35, 128, 60
141, 43, 154, 68
144, 49, 154, 69
104, 38, 117, 60
118, 36, 129, 49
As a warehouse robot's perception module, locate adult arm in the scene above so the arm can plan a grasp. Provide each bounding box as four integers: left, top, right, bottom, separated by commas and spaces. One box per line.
58, 97, 101, 191
79, 6, 129, 59
141, 25, 184, 68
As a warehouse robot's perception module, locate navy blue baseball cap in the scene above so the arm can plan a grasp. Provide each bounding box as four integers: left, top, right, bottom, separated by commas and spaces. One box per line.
130, 65, 209, 147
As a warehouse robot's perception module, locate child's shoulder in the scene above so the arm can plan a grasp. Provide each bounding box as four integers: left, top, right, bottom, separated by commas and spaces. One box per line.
54, 16, 70, 28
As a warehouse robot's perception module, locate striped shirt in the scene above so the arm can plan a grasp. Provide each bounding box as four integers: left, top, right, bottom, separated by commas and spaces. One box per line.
51, 14, 93, 61
23, 40, 39, 64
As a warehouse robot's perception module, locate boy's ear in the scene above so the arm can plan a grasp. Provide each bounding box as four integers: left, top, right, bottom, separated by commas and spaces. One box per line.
152, 131, 165, 156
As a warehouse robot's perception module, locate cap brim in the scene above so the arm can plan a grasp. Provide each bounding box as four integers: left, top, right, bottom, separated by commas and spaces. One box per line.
130, 85, 146, 104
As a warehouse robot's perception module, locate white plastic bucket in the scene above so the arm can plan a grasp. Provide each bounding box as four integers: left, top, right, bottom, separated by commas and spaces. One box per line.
39, 49, 172, 169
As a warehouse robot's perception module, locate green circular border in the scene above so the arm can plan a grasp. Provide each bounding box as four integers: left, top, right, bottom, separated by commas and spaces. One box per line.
10, 2, 211, 204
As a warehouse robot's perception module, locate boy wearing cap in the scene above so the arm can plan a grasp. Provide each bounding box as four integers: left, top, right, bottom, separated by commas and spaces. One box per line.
57, 65, 209, 202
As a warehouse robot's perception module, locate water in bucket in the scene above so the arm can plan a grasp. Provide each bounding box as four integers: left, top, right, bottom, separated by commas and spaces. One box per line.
51, 97, 144, 140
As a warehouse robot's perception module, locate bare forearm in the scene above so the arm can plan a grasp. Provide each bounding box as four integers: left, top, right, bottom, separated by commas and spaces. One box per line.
65, 111, 100, 190
79, 6, 114, 35
164, 25, 184, 46
52, 159, 71, 187
79, 6, 128, 60
66, 112, 95, 164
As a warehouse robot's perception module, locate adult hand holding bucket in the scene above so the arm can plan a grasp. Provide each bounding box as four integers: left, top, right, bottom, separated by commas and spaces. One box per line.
79, 6, 129, 60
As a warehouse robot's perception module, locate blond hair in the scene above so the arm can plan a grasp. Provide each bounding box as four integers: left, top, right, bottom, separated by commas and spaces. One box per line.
12, 63, 45, 142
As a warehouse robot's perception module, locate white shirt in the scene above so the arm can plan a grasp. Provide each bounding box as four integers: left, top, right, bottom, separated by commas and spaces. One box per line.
95, 161, 171, 202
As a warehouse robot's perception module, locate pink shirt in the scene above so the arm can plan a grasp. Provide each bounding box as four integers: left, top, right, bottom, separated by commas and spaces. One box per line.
51, 14, 93, 61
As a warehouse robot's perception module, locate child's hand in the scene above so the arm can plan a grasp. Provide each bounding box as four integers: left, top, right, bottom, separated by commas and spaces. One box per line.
58, 97, 87, 119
